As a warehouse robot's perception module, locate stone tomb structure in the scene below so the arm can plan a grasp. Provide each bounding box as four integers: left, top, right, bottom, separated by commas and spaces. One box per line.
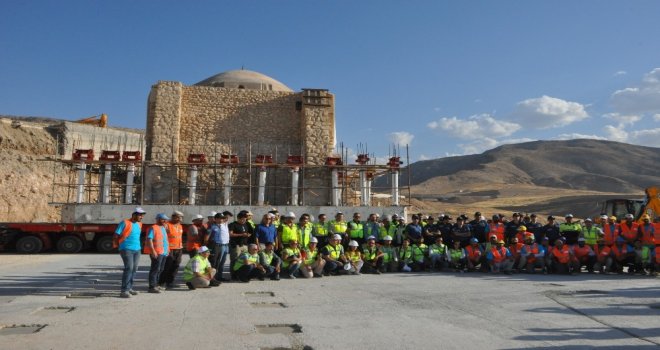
144, 69, 336, 206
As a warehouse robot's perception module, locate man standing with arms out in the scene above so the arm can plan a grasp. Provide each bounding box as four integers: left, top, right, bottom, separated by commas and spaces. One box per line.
278, 212, 299, 251
183, 246, 218, 290
145, 213, 170, 293
209, 212, 229, 282
186, 214, 205, 258
229, 211, 251, 280
159, 211, 184, 289
347, 213, 365, 247
114, 207, 145, 298
560, 214, 582, 246
312, 213, 330, 249
255, 213, 277, 250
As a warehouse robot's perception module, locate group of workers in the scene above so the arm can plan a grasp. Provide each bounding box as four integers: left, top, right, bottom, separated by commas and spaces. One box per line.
113, 207, 659, 297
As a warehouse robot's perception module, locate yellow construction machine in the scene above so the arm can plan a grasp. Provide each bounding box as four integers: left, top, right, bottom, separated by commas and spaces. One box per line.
75, 113, 108, 127
600, 186, 660, 222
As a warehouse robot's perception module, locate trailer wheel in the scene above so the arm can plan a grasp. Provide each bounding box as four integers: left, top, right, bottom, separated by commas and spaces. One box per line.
15, 236, 44, 254
96, 235, 115, 253
56, 235, 83, 254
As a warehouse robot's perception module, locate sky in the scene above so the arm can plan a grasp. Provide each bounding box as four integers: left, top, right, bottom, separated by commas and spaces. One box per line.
2, 1, 660, 163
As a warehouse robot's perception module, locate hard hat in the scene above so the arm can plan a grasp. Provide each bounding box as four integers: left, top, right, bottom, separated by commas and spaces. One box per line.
625, 213, 634, 219
208, 211, 217, 217
642, 214, 651, 220
609, 215, 617, 221
565, 214, 574, 218
344, 262, 352, 270
172, 210, 184, 217
578, 238, 586, 242
518, 225, 527, 231
470, 238, 479, 243
156, 213, 169, 220
497, 240, 505, 244
584, 218, 593, 222
382, 215, 391, 221
367, 236, 376, 241
310, 237, 318, 243
198, 246, 210, 254
193, 214, 204, 220
600, 214, 608, 219
383, 236, 393, 241
333, 234, 342, 240
348, 240, 359, 247
133, 207, 146, 215
285, 212, 296, 218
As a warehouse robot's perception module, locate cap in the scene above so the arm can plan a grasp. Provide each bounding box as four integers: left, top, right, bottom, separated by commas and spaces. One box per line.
214, 212, 225, 219
470, 238, 479, 243
517, 225, 527, 231
348, 240, 359, 247
492, 214, 499, 219
530, 213, 537, 217
547, 215, 555, 220
222, 211, 233, 217
172, 210, 184, 217
310, 237, 318, 243
367, 236, 376, 241
266, 213, 276, 219
193, 214, 204, 220
542, 237, 549, 241
333, 234, 342, 240
133, 207, 146, 215
625, 213, 634, 219
565, 214, 574, 218
198, 246, 210, 254
490, 234, 497, 239
156, 213, 170, 220
208, 211, 217, 217
577, 238, 586, 242
474, 211, 482, 216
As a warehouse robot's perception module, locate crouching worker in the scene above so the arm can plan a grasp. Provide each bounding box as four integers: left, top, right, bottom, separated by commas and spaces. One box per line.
487, 240, 514, 274
362, 236, 384, 274
518, 235, 546, 273
323, 234, 348, 275
301, 237, 325, 278
429, 237, 449, 271
259, 242, 281, 281
233, 244, 266, 282
379, 236, 399, 272
447, 240, 467, 272
345, 240, 364, 275
183, 246, 219, 290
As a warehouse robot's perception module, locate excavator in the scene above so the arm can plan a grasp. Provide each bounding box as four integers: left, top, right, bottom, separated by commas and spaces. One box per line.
600, 186, 660, 222
75, 113, 108, 127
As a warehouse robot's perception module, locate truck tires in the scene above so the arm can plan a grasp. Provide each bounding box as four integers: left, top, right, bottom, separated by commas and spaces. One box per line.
15, 236, 44, 254
96, 235, 115, 253
56, 235, 84, 254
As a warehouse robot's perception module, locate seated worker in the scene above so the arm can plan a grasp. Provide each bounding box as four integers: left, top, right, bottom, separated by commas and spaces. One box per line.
632, 240, 651, 275
540, 237, 552, 272
345, 240, 364, 275
429, 236, 449, 271
508, 236, 524, 271
183, 246, 219, 289
593, 239, 612, 273
465, 238, 484, 272
611, 236, 635, 273
487, 240, 513, 274
232, 244, 266, 282
280, 240, 302, 279
362, 236, 384, 274
379, 236, 398, 272
551, 239, 578, 275
322, 234, 348, 275
518, 235, 546, 274
259, 242, 281, 281
573, 238, 596, 273
411, 237, 428, 272
398, 239, 415, 272
447, 240, 467, 272
301, 237, 325, 278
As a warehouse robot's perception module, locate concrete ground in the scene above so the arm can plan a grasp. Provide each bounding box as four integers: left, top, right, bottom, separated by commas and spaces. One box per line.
0, 254, 658, 350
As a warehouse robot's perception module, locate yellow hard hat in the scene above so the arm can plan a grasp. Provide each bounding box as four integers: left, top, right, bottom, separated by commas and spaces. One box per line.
609, 216, 617, 221
497, 240, 505, 244
642, 214, 651, 220
517, 225, 527, 231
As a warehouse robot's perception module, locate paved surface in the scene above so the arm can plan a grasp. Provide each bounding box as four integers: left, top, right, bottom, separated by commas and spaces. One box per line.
0, 254, 659, 350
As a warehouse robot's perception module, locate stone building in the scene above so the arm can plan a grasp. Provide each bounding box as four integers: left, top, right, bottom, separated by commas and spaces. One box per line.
144, 69, 337, 206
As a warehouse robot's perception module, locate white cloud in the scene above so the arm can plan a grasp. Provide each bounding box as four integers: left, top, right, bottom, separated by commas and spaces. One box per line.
428, 114, 521, 140
603, 113, 642, 127
511, 95, 589, 129
418, 154, 431, 161
554, 133, 608, 141
613, 70, 627, 77
629, 128, 660, 147
610, 68, 660, 114
654, 114, 660, 122
603, 125, 629, 142
458, 137, 535, 155
388, 131, 414, 146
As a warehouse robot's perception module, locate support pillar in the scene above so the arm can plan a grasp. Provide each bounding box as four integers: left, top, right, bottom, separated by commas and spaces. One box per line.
100, 163, 112, 204
291, 167, 300, 206
331, 168, 340, 206
391, 170, 399, 206
223, 168, 232, 206
257, 167, 267, 206
125, 163, 135, 204
189, 166, 198, 205
76, 163, 86, 204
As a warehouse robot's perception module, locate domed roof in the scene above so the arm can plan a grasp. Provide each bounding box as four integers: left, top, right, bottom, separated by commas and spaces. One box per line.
194, 69, 293, 92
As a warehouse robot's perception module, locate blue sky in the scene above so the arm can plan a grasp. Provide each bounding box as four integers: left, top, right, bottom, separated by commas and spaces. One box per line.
2, 1, 660, 162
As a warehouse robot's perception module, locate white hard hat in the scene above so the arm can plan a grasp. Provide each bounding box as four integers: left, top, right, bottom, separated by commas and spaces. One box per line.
310, 237, 318, 243
383, 235, 393, 241
333, 234, 342, 240
625, 213, 634, 219
367, 235, 376, 241
193, 214, 204, 220
348, 240, 359, 247
600, 215, 608, 219
208, 211, 217, 217
285, 211, 296, 218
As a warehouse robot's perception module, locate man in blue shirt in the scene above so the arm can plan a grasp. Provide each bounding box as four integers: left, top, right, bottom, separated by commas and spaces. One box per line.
115, 207, 145, 298
209, 212, 230, 282
255, 213, 277, 249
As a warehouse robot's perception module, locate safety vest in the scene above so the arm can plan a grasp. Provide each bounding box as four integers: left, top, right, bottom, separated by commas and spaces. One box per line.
595, 245, 611, 259
299, 223, 312, 248
282, 247, 301, 268
449, 248, 464, 261
313, 222, 329, 236
640, 224, 655, 245
113, 219, 141, 249
362, 247, 378, 261
581, 226, 599, 245
281, 224, 300, 245
166, 222, 183, 250
329, 220, 348, 235
573, 245, 592, 259
641, 246, 651, 262
186, 225, 204, 251
412, 244, 426, 262
260, 251, 276, 266
399, 246, 413, 263
303, 248, 318, 265
523, 243, 540, 262
233, 252, 260, 271
364, 222, 379, 238
602, 223, 619, 246
508, 242, 523, 257
552, 246, 570, 264
346, 250, 361, 263
379, 245, 395, 263
611, 244, 629, 259
619, 222, 639, 243
655, 246, 660, 264
489, 223, 505, 241
143, 224, 167, 255
379, 224, 397, 240
348, 221, 364, 239
247, 220, 256, 231
183, 254, 210, 281
465, 245, 481, 261
325, 244, 344, 260
490, 247, 507, 263
429, 243, 447, 256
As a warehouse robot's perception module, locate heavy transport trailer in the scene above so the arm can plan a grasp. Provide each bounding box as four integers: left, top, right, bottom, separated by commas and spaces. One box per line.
0, 222, 189, 254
